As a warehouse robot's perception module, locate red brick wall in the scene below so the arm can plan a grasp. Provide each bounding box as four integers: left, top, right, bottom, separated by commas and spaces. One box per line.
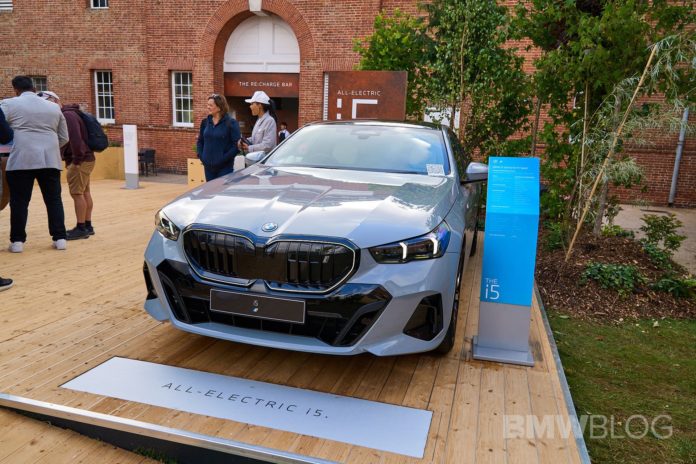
0, 0, 693, 206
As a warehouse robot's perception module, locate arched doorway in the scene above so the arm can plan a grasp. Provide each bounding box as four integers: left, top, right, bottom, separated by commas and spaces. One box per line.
223, 14, 300, 137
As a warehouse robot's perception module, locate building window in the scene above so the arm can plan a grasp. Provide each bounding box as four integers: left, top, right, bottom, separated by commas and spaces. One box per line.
0, 1, 13, 12
30, 76, 48, 92
94, 70, 115, 123
91, 0, 108, 8
172, 71, 193, 127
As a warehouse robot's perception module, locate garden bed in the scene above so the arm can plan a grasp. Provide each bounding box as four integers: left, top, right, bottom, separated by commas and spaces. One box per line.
536, 230, 696, 321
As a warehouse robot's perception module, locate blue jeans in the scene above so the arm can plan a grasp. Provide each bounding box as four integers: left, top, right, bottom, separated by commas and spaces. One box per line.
204, 164, 234, 181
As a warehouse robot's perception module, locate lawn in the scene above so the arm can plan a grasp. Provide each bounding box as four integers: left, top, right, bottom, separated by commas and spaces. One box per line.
548, 313, 696, 463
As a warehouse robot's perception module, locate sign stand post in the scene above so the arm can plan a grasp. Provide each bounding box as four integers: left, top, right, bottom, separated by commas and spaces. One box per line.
123, 124, 139, 189
473, 157, 540, 366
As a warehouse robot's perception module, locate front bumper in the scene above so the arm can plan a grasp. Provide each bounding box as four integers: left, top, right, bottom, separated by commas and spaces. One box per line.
144, 231, 460, 356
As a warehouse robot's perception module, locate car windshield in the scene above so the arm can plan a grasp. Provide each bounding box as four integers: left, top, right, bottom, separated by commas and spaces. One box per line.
264, 124, 450, 175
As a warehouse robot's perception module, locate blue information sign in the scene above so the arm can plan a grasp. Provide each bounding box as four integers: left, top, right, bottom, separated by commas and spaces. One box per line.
480, 157, 540, 307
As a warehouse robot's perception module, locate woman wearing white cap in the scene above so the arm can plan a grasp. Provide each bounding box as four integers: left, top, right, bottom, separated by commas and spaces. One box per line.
239, 90, 277, 154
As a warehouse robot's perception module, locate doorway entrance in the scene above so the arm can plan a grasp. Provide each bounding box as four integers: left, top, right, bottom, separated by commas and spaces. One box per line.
222, 14, 300, 138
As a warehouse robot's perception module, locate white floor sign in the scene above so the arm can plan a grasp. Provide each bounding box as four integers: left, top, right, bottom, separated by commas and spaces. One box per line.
63, 357, 432, 458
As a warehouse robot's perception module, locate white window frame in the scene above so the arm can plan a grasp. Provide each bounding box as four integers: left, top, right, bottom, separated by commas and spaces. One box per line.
30, 76, 48, 92
94, 70, 115, 124
171, 71, 194, 128
90, 0, 108, 9
0, 1, 13, 13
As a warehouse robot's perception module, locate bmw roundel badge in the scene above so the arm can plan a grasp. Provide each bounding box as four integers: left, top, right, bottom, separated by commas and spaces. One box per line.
261, 222, 278, 232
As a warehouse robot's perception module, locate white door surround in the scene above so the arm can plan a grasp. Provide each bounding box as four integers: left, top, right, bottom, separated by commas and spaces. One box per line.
224, 14, 300, 73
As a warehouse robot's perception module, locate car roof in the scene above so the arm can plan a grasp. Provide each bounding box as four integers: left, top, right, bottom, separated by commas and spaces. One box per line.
304, 120, 445, 131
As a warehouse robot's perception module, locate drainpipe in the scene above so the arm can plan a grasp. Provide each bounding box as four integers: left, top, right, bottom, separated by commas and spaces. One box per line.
668, 106, 689, 206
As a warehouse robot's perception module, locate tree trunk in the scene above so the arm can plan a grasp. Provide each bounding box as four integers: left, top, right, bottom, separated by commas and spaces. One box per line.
592, 93, 622, 236
592, 180, 609, 236
530, 97, 542, 156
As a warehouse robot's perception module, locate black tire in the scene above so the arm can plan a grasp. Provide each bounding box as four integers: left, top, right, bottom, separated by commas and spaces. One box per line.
435, 246, 465, 354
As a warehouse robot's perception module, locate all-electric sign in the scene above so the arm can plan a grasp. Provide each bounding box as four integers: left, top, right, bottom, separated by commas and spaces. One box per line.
324, 71, 407, 121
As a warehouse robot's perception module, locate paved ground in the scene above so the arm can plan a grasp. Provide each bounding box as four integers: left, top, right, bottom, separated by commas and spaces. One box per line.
614, 205, 696, 275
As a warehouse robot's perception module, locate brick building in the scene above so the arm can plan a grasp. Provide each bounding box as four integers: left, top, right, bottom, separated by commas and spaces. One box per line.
0, 0, 693, 206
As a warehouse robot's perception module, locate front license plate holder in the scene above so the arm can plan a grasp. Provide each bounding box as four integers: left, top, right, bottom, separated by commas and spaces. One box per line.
210, 289, 306, 324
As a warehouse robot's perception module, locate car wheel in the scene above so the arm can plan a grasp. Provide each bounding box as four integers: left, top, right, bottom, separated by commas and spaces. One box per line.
435, 245, 465, 354
469, 223, 479, 257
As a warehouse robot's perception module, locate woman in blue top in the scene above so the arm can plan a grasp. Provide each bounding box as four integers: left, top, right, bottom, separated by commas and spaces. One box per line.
196, 94, 241, 181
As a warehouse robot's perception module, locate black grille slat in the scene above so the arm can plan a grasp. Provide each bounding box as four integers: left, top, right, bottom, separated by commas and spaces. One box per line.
299, 242, 310, 283
183, 230, 356, 292
310, 244, 322, 283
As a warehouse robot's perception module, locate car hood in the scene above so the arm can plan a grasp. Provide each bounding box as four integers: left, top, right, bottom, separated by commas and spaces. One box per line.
163, 165, 457, 248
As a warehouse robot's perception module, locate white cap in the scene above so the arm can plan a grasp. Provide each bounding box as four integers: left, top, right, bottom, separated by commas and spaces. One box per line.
39, 90, 60, 101
245, 90, 271, 105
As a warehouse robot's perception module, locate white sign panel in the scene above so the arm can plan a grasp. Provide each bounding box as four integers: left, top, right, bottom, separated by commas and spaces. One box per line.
63, 357, 432, 458
122, 124, 138, 175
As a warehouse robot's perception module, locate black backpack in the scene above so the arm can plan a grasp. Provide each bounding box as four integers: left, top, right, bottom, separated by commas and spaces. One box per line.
78, 110, 109, 152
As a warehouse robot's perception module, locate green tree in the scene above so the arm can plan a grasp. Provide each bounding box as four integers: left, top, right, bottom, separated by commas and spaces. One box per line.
353, 10, 433, 118
425, 0, 532, 157
515, 0, 694, 230
355, 2, 532, 158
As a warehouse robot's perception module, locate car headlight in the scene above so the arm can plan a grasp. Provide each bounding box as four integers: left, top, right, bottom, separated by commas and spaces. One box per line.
155, 209, 180, 241
369, 222, 451, 263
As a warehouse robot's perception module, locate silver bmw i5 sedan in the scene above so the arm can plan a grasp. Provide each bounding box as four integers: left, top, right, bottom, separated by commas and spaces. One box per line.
143, 121, 487, 356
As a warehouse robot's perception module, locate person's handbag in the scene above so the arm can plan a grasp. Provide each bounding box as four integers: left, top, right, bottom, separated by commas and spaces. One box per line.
0, 157, 9, 211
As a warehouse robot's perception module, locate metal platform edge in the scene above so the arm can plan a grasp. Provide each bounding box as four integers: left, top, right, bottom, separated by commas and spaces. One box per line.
0, 392, 336, 464
535, 286, 592, 464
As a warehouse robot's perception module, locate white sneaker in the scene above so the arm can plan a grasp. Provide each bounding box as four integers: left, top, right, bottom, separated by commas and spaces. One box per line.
52, 239, 67, 250
8, 242, 24, 253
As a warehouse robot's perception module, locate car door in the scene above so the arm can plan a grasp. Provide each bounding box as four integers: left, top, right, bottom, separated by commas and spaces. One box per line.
447, 128, 479, 257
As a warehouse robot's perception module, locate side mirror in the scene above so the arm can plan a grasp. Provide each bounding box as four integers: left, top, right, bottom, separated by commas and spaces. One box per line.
462, 162, 488, 184
245, 151, 265, 167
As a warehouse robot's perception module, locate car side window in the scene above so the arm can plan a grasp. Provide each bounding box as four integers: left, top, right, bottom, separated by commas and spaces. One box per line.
447, 128, 470, 174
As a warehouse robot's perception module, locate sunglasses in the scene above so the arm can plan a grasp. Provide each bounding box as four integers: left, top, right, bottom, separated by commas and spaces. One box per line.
209, 93, 220, 99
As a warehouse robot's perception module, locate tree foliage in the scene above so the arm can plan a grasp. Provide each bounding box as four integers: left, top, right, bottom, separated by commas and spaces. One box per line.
514, 0, 695, 225
425, 0, 532, 157
355, 2, 532, 158
353, 10, 432, 118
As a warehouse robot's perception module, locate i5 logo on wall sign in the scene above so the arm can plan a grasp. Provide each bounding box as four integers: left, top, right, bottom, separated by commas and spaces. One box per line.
323, 71, 407, 121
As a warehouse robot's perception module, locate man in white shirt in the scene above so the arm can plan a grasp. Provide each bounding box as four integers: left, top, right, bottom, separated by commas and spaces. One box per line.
0, 76, 69, 252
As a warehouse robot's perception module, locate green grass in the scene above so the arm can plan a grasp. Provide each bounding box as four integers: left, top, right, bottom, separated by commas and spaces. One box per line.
548, 313, 696, 464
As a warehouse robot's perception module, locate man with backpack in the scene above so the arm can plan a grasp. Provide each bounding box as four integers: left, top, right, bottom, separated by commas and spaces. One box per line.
49, 94, 97, 240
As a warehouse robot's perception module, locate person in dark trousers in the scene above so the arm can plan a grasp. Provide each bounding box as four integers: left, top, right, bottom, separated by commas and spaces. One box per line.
196, 94, 241, 181
57, 98, 96, 240
0, 76, 69, 252
0, 107, 13, 290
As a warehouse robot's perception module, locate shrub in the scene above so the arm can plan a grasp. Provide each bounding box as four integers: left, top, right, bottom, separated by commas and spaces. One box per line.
601, 225, 634, 238
544, 221, 565, 251
642, 242, 673, 270
581, 262, 646, 296
651, 276, 696, 300
640, 214, 686, 254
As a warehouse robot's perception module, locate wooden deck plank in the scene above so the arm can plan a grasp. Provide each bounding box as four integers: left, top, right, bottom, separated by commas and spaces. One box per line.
443, 364, 482, 464
474, 367, 507, 464
504, 367, 540, 464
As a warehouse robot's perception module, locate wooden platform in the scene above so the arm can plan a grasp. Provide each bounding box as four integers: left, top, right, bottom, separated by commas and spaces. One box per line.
0, 179, 584, 463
